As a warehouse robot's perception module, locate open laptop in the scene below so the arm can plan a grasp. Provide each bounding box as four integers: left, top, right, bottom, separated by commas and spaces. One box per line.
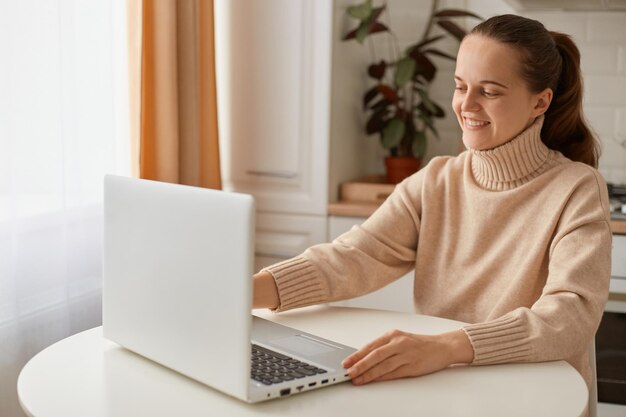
102, 175, 356, 402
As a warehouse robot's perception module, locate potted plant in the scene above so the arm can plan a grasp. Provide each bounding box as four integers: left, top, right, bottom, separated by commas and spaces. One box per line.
343, 0, 481, 183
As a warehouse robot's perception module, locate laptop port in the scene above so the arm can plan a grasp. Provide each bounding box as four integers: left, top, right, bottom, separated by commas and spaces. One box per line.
280, 388, 291, 397
321, 379, 329, 385
308, 382, 316, 387
296, 385, 304, 391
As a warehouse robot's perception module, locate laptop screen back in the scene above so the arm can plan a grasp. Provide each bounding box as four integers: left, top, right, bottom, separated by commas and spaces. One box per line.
103, 175, 255, 400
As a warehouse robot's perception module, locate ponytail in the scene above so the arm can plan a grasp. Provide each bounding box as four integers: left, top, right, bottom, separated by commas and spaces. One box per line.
471, 15, 601, 168
541, 32, 600, 167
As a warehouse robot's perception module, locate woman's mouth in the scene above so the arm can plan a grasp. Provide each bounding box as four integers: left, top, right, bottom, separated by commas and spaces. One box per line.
464, 117, 490, 129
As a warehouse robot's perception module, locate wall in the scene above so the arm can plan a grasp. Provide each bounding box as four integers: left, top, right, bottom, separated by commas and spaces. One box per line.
467, 0, 626, 185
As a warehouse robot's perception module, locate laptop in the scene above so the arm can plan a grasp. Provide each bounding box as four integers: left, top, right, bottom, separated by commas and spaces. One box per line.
102, 175, 356, 402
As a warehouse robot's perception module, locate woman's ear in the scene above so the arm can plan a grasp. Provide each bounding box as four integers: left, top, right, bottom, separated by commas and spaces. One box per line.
532, 88, 553, 117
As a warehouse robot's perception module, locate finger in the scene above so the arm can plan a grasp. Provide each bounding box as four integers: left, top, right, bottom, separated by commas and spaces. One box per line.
348, 342, 399, 381
352, 353, 405, 385
342, 330, 397, 368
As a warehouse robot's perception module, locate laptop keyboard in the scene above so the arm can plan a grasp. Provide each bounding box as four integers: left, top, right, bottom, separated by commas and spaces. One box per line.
251, 344, 327, 385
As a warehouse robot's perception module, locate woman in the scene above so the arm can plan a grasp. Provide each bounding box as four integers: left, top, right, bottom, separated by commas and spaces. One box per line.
253, 14, 611, 396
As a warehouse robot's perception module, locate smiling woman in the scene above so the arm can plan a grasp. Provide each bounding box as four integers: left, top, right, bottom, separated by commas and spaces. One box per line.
452, 35, 553, 151
253, 14, 610, 417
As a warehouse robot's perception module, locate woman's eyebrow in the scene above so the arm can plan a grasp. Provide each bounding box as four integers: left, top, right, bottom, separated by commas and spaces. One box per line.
454, 75, 509, 89
481, 80, 509, 89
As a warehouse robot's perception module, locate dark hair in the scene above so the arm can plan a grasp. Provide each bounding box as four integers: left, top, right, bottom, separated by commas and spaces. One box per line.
470, 14, 600, 168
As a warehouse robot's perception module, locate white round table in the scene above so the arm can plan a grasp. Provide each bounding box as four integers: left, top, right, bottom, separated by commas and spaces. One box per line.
18, 306, 588, 417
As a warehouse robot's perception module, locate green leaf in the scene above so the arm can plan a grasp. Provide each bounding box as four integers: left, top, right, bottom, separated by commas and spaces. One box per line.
412, 130, 427, 158
355, 21, 370, 43
395, 57, 416, 88
416, 88, 438, 114
382, 118, 405, 149
347, 0, 373, 21
419, 113, 439, 139
417, 101, 445, 118
343, 6, 388, 43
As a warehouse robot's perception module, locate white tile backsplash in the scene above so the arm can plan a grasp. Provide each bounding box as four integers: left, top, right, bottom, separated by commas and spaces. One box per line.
524, 11, 588, 42
587, 12, 626, 43
583, 13, 626, 183
615, 108, 626, 143
579, 45, 619, 74
584, 75, 626, 106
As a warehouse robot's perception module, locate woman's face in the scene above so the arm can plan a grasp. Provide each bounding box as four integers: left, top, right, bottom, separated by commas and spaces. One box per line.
452, 34, 552, 151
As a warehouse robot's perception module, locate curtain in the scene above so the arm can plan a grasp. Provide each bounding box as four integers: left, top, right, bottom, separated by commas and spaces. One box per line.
132, 0, 221, 188
0, 2, 130, 417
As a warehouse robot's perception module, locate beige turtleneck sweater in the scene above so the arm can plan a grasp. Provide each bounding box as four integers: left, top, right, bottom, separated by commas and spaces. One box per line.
263, 117, 612, 390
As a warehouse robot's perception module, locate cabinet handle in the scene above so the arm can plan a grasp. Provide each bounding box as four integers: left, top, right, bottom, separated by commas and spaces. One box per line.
246, 170, 298, 179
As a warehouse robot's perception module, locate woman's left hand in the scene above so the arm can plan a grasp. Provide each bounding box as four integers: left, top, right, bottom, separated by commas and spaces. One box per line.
342, 329, 474, 385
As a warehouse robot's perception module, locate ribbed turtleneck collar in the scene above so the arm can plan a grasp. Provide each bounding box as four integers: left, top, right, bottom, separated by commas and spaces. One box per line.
469, 116, 555, 191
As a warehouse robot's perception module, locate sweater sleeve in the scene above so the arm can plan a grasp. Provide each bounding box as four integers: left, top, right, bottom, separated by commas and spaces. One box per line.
262, 171, 425, 311
463, 169, 612, 366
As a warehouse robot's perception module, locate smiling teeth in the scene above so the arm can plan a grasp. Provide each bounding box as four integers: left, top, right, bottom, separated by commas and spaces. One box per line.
465, 119, 489, 127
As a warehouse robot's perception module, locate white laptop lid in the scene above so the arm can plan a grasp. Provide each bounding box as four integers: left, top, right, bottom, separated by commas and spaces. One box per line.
103, 175, 255, 400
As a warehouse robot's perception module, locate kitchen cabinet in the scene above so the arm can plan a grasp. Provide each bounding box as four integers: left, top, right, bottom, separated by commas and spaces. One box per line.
254, 212, 327, 272
607, 234, 626, 313
215, 0, 333, 269
215, 0, 331, 216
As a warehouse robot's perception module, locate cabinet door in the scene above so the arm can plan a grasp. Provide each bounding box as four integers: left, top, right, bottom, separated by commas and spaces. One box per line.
215, 0, 332, 216
612, 235, 626, 278
254, 213, 328, 271
328, 216, 415, 313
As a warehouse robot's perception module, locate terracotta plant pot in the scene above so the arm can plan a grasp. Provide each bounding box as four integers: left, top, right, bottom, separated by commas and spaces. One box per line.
384, 156, 421, 184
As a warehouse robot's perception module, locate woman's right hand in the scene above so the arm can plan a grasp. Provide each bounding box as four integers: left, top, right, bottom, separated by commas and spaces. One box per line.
252, 271, 279, 310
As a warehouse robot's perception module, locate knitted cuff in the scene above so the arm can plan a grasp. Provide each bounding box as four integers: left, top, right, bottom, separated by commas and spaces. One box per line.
463, 314, 533, 365
262, 256, 328, 311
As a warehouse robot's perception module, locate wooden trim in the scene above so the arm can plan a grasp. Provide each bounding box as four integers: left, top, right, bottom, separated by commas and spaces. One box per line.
609, 292, 626, 302
328, 202, 379, 218
610, 220, 626, 235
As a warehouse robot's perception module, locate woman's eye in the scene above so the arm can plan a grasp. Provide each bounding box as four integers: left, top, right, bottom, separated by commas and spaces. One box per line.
454, 86, 466, 92
482, 90, 499, 97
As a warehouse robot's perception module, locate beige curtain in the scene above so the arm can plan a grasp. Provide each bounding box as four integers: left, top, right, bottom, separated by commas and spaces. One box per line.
127, 0, 221, 189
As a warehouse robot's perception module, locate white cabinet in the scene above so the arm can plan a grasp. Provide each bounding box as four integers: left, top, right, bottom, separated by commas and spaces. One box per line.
215, 0, 333, 269
254, 212, 327, 271
327, 216, 415, 313
607, 234, 626, 313
215, 0, 332, 216
611, 235, 626, 278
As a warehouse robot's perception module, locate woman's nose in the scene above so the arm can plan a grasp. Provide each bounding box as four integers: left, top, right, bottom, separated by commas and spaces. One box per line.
461, 90, 481, 112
